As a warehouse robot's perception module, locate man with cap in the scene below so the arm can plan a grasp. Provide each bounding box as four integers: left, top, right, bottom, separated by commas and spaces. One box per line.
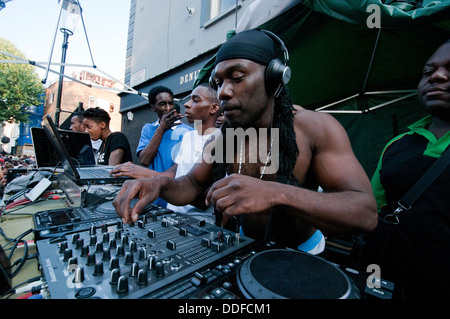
113, 29, 377, 254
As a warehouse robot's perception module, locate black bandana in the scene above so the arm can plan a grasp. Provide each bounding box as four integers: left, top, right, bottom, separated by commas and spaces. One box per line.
214, 29, 276, 67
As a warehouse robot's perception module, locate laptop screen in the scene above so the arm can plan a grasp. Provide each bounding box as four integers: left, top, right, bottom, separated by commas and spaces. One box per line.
32, 127, 96, 168
42, 114, 96, 179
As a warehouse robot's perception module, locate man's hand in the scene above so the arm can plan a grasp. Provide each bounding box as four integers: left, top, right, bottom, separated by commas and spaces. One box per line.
113, 178, 162, 224
205, 174, 275, 226
111, 162, 160, 179
159, 109, 183, 131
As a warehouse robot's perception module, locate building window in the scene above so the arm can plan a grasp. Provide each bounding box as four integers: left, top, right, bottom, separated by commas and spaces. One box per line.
201, 0, 242, 27
109, 103, 115, 113
49, 93, 55, 104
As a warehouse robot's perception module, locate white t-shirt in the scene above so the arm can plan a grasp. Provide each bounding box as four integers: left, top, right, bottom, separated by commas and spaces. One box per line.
166, 129, 219, 224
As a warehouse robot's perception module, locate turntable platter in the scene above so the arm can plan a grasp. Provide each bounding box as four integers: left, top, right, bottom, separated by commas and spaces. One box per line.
236, 249, 360, 299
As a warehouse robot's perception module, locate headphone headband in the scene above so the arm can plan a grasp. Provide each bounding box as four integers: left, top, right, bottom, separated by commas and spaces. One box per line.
210, 29, 291, 97
260, 29, 290, 66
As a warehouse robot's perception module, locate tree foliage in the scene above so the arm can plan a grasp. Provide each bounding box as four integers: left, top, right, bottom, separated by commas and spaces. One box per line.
0, 38, 44, 124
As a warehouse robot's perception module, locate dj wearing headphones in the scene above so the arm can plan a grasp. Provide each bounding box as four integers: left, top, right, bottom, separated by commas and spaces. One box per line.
113, 29, 377, 254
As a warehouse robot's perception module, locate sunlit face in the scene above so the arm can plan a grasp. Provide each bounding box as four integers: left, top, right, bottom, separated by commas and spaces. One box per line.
417, 43, 450, 120
83, 118, 105, 141
184, 85, 216, 123
151, 92, 175, 119
212, 59, 270, 129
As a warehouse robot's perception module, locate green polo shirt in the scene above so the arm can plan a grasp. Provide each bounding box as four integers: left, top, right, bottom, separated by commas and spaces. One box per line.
371, 115, 450, 212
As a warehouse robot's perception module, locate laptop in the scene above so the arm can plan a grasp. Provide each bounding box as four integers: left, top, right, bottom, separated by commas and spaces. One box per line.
31, 127, 96, 169
40, 114, 131, 185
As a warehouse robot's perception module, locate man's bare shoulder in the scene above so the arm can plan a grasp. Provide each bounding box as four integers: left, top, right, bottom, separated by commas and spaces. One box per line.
292, 105, 341, 132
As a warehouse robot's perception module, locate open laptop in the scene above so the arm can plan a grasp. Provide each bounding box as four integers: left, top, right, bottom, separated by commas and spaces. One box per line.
41, 114, 131, 185
31, 127, 96, 169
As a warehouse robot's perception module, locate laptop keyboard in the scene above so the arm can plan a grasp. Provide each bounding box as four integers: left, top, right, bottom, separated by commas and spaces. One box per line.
78, 168, 116, 179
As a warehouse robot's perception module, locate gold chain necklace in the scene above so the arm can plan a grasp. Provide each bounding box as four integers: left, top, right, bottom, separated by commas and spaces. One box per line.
100, 132, 111, 154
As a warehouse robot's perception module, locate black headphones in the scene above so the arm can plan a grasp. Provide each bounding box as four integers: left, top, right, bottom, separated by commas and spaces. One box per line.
261, 29, 291, 98
209, 29, 291, 98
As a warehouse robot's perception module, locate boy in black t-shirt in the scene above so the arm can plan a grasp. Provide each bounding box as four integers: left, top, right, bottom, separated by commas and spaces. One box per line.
83, 107, 132, 165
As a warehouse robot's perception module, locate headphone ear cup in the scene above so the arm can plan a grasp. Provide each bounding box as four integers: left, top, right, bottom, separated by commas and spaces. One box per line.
265, 58, 291, 96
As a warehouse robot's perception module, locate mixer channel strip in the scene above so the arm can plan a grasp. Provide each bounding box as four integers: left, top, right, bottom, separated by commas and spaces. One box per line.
36, 212, 254, 299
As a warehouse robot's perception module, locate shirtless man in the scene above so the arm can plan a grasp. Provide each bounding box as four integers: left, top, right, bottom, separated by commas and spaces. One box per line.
113, 29, 377, 253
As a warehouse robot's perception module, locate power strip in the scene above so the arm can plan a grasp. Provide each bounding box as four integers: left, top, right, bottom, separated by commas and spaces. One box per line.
25, 178, 52, 202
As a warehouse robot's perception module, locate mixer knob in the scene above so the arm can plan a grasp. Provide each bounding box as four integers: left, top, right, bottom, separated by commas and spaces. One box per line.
147, 256, 156, 270
110, 268, 120, 285
89, 235, 97, 246
63, 248, 73, 262
71, 233, 80, 244
190, 272, 206, 287
147, 229, 156, 238
73, 267, 85, 283
116, 276, 129, 294
124, 252, 134, 265
166, 240, 176, 250
138, 220, 145, 228
101, 224, 108, 233
155, 261, 165, 277
76, 238, 84, 250
179, 228, 188, 236
116, 244, 125, 257
121, 234, 129, 245
95, 242, 103, 253
102, 248, 111, 261
93, 261, 104, 276
161, 220, 169, 227
211, 241, 223, 252
137, 269, 148, 285
138, 247, 147, 260
114, 230, 122, 239
129, 241, 137, 252
80, 245, 89, 257
59, 241, 68, 254
130, 262, 139, 277
110, 256, 120, 270
201, 238, 211, 248
89, 225, 96, 235
116, 220, 123, 229
224, 234, 232, 245
86, 252, 96, 266
102, 233, 110, 243
68, 257, 78, 269
109, 238, 117, 249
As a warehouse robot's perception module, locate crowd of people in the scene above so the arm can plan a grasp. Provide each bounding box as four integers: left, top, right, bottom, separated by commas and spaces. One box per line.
3, 29, 449, 299
0, 154, 36, 197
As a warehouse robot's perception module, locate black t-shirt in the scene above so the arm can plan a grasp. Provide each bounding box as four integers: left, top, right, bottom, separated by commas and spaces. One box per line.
379, 133, 450, 298
97, 132, 132, 165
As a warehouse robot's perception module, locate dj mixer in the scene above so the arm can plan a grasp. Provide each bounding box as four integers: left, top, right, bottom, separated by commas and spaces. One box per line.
36, 210, 256, 299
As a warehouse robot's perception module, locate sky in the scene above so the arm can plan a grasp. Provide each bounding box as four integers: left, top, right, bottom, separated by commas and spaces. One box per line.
0, 0, 130, 86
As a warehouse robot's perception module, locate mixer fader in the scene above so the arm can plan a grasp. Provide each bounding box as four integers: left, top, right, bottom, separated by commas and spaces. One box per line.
36, 212, 254, 299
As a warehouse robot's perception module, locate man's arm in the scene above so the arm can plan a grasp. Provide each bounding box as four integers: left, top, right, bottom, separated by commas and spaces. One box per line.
138, 126, 165, 166
108, 148, 124, 166
296, 111, 378, 233
113, 160, 214, 224
139, 110, 183, 166
111, 162, 177, 179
